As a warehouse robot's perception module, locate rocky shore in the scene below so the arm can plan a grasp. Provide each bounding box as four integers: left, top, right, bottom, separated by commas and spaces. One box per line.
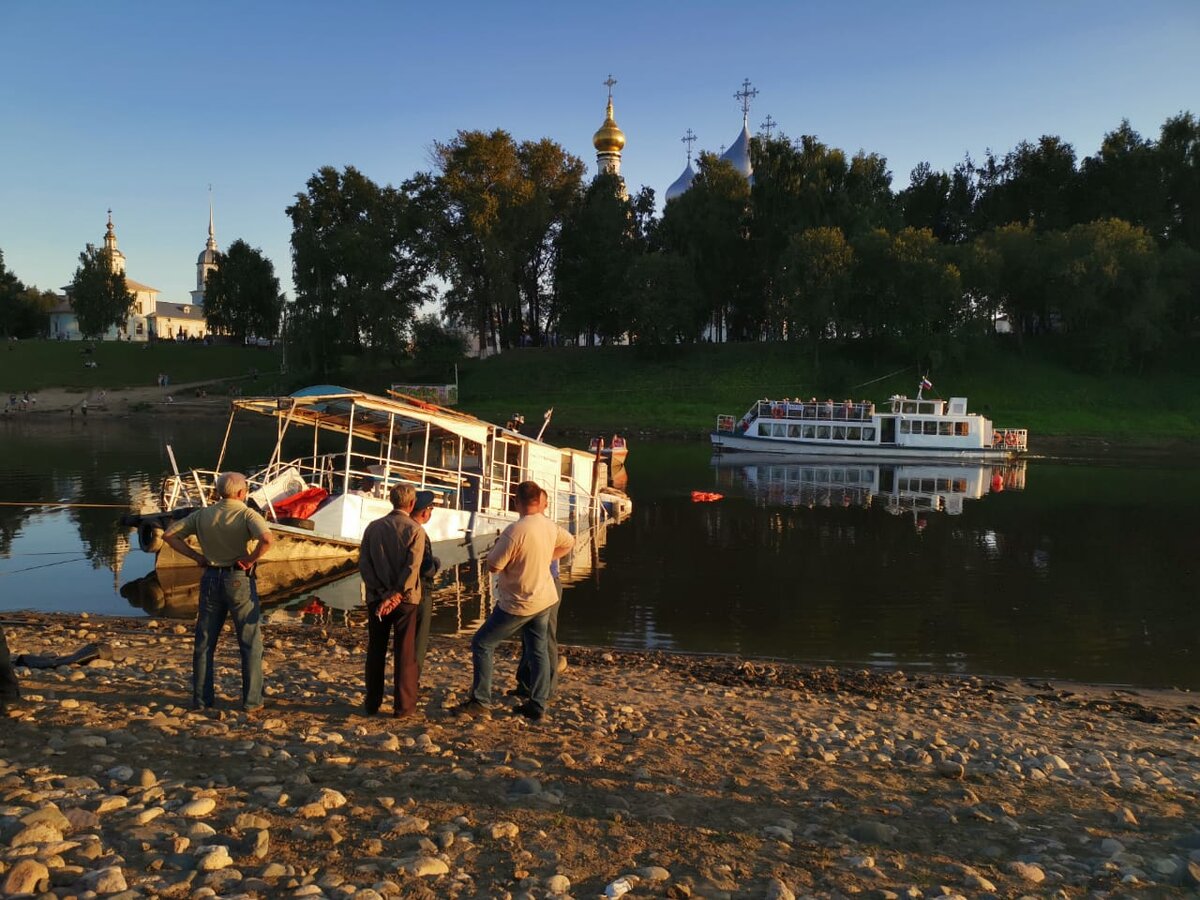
2, 612, 1199, 899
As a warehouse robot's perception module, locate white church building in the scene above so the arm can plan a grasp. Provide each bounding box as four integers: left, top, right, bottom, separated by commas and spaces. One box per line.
49, 207, 215, 341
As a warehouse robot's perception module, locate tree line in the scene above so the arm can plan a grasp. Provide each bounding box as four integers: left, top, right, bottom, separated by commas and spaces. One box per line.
3, 113, 1195, 373
283, 113, 1198, 375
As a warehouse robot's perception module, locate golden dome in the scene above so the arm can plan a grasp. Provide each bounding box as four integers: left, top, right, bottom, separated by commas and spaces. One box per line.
593, 98, 626, 154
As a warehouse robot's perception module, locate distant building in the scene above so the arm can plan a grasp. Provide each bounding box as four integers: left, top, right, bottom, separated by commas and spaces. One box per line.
664, 78, 758, 203
49, 208, 214, 341
49, 212, 160, 341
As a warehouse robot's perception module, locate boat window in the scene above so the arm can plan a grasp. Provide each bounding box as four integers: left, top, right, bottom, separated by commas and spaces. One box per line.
817, 425, 830, 439
773, 424, 786, 437
924, 421, 938, 435
920, 402, 935, 414
788, 424, 800, 438
759, 422, 771, 437
952, 478, 967, 492
955, 421, 969, 436
847, 426, 861, 440
899, 420, 910, 434
833, 426, 846, 440
937, 478, 951, 490
863, 427, 875, 441
902, 401, 917, 414
802, 425, 815, 439
939, 422, 952, 436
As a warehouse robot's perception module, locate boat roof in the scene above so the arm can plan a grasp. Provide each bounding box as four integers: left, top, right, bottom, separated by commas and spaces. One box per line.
232, 386, 580, 453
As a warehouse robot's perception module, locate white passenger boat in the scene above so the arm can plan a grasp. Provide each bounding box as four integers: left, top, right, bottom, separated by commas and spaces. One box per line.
713, 454, 1026, 516
124, 386, 626, 571
712, 386, 1027, 460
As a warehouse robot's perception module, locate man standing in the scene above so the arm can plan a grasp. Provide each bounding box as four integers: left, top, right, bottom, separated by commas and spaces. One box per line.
456, 481, 574, 722
163, 472, 274, 712
359, 484, 427, 718
409, 490, 440, 674
0, 625, 21, 711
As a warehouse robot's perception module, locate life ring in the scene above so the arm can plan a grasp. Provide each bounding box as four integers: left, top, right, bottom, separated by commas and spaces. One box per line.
771, 405, 783, 419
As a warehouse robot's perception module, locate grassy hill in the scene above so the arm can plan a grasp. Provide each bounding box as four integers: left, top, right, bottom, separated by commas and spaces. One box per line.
0, 340, 282, 393
6, 337, 1200, 443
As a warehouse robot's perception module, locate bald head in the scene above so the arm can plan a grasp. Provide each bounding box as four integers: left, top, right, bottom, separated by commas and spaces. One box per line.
216, 472, 248, 498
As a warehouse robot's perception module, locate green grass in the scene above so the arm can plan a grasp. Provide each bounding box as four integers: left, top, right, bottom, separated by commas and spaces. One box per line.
0, 340, 282, 392
7, 337, 1200, 444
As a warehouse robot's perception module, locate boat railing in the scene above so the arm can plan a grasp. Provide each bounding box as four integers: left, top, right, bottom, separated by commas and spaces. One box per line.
161, 469, 221, 511
990, 428, 1029, 451
750, 400, 876, 422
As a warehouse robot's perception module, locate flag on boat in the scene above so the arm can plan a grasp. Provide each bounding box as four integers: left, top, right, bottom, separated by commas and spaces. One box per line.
919, 376, 933, 391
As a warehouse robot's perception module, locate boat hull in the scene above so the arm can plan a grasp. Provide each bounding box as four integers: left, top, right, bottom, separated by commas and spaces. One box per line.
710, 432, 1017, 461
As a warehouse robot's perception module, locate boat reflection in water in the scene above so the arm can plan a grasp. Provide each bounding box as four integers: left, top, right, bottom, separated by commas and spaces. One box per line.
712, 454, 1026, 518
119, 519, 617, 634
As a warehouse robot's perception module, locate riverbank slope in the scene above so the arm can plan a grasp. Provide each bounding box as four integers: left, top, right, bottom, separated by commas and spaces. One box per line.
3, 613, 1199, 898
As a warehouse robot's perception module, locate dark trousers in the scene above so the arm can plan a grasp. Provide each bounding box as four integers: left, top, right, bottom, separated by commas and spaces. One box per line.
193, 568, 263, 710
365, 603, 420, 716
0, 625, 20, 708
415, 580, 433, 673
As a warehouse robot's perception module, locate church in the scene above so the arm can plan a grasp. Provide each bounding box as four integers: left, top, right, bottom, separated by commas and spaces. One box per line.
665, 78, 759, 202
48, 207, 215, 341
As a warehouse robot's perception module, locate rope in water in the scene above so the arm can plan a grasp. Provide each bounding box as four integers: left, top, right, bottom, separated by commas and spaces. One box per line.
0, 556, 92, 576
0, 501, 133, 509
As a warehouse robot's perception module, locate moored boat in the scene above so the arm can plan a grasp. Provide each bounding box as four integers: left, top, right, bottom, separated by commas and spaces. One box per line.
123, 386, 630, 574
712, 382, 1027, 461
588, 434, 629, 465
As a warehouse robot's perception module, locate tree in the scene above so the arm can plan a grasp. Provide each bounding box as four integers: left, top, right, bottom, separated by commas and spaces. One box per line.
659, 154, 751, 340
777, 226, 854, 354
973, 136, 1078, 232
410, 314, 467, 370
67, 244, 135, 338
0, 251, 53, 339
623, 253, 702, 345
415, 130, 583, 352
555, 174, 647, 344
202, 239, 283, 341
287, 166, 431, 374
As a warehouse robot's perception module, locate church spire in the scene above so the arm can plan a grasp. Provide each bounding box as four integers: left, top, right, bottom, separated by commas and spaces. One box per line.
592, 74, 626, 180
101, 209, 126, 274
206, 185, 217, 252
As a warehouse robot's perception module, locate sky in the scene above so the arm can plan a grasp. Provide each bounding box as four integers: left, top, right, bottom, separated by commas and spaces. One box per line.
1, 0, 1198, 303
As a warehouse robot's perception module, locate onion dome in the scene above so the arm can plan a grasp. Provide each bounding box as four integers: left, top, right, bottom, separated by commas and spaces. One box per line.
592, 97, 626, 154
721, 121, 754, 183
665, 161, 696, 202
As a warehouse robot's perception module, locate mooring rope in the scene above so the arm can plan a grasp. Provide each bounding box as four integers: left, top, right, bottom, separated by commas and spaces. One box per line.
0, 501, 133, 509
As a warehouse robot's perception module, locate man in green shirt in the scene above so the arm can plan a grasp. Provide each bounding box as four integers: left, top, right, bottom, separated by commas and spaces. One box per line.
163, 472, 275, 711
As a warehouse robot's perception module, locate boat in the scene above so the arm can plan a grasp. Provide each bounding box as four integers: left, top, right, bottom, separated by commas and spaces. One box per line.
589, 434, 629, 465
712, 454, 1026, 516
122, 385, 629, 574
712, 383, 1027, 460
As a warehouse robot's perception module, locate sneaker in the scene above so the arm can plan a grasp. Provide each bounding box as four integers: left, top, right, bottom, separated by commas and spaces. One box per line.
451, 699, 492, 719
513, 701, 545, 722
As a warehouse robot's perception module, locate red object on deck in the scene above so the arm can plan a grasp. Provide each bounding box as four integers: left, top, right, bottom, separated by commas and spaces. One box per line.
691, 491, 724, 503
271, 486, 328, 520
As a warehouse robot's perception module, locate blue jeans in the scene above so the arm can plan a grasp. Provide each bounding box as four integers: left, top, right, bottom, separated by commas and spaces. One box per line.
193, 568, 263, 709
470, 605, 552, 710
517, 577, 562, 699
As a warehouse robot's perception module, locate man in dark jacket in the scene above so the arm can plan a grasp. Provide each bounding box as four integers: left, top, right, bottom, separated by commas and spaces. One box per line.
359, 484, 426, 717
0, 625, 20, 711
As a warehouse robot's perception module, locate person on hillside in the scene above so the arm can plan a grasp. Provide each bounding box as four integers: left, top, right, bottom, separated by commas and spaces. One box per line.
359, 484, 427, 718
163, 472, 275, 712
454, 481, 573, 722
409, 490, 441, 674
0, 624, 21, 711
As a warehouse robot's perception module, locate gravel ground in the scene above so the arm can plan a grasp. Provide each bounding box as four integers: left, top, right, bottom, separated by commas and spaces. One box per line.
2, 612, 1199, 899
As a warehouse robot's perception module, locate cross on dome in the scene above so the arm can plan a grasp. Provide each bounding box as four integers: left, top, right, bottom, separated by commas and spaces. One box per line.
604, 74, 617, 99
760, 114, 777, 139
734, 78, 759, 124
682, 128, 697, 163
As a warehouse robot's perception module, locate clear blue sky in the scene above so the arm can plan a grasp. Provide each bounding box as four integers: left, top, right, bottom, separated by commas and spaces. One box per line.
1, 0, 1197, 302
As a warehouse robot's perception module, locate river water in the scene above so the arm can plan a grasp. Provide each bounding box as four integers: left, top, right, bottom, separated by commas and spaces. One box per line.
1, 417, 1197, 688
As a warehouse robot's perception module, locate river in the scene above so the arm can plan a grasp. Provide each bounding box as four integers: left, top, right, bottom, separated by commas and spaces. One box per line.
1, 417, 1197, 688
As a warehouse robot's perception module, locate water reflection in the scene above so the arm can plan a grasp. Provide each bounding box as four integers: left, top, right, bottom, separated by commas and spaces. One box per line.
714, 455, 1026, 519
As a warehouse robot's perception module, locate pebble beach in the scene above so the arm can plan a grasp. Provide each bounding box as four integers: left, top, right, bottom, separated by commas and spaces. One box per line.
3, 612, 1200, 899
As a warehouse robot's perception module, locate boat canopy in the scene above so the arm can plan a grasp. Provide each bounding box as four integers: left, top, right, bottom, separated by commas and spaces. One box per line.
232, 387, 492, 447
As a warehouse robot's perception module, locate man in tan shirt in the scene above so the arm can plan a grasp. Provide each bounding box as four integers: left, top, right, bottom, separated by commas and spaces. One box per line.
455, 481, 574, 721
163, 472, 274, 711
